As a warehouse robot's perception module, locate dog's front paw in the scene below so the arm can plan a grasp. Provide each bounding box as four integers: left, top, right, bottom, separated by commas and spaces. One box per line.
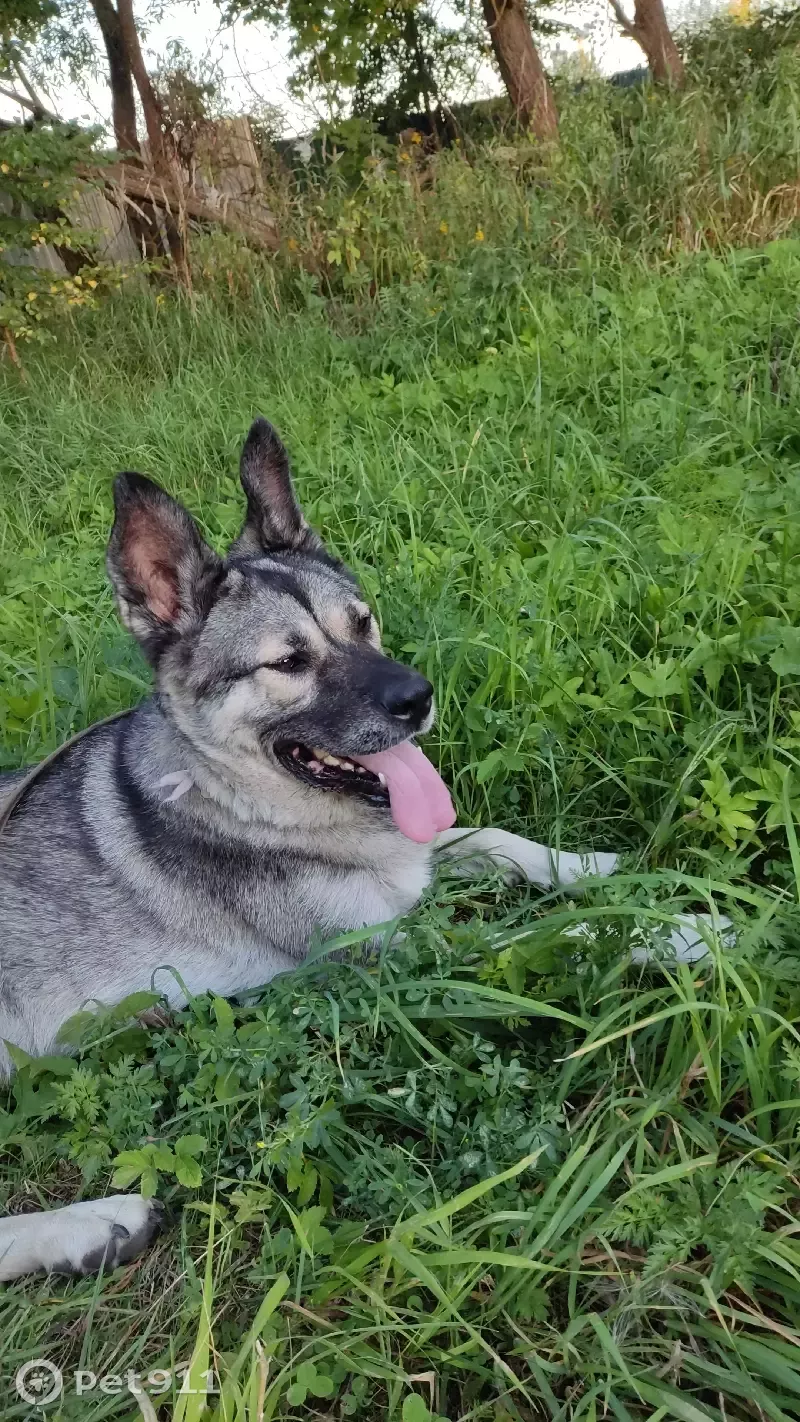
552, 848, 619, 887
0, 1195, 164, 1281
57, 1195, 165, 1276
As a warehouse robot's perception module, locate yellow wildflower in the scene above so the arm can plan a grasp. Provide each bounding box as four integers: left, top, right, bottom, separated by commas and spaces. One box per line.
26, 291, 37, 301
411, 131, 422, 144
474, 228, 485, 242
42, 179, 50, 189
439, 221, 448, 235
1, 163, 9, 173
399, 152, 411, 163
87, 279, 97, 289
287, 237, 298, 251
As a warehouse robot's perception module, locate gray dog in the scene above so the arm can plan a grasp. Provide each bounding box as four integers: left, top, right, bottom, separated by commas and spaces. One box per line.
0, 418, 634, 1282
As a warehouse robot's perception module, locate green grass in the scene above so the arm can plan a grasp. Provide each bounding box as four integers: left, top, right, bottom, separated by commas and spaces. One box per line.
3, 226, 800, 1419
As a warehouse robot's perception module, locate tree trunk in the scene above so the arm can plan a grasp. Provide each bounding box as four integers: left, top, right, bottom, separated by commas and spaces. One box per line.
405, 9, 441, 147
114, 0, 191, 285
88, 0, 167, 262
115, 0, 169, 169
633, 0, 684, 84
481, 0, 558, 140
89, 0, 139, 153
609, 0, 685, 87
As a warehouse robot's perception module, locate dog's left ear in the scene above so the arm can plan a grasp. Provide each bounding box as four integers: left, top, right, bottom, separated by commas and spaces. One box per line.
107, 472, 223, 660
231, 417, 322, 557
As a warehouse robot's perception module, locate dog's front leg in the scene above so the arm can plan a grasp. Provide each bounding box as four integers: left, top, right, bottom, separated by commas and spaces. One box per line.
434, 829, 733, 963
0, 1196, 163, 1282
434, 828, 618, 890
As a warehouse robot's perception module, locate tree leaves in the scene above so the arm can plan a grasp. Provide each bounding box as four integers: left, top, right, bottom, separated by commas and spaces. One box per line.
111, 1135, 207, 1195
629, 657, 683, 699
769, 628, 800, 677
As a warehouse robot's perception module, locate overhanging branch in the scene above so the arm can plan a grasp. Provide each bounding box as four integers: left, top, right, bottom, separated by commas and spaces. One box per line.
0, 72, 59, 121
606, 0, 639, 41
0, 77, 59, 122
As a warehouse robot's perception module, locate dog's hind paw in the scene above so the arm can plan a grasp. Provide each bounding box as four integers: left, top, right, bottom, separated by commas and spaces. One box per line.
0, 1195, 164, 1282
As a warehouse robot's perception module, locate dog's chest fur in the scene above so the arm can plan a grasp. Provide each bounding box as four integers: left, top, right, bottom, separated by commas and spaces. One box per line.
0, 704, 433, 1064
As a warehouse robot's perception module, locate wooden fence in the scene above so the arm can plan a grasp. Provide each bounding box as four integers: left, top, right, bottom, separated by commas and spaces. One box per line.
2, 116, 278, 278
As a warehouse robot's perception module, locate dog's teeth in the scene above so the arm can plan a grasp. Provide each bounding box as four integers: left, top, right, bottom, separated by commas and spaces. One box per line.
312, 746, 327, 759
341, 761, 355, 772
356, 766, 367, 775
378, 773, 387, 787
323, 754, 341, 767
308, 759, 322, 772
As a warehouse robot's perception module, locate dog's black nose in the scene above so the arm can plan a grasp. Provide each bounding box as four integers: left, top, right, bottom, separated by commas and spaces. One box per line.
381, 671, 434, 722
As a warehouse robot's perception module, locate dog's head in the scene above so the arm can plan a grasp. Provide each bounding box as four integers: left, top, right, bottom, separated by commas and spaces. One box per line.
106, 419, 437, 826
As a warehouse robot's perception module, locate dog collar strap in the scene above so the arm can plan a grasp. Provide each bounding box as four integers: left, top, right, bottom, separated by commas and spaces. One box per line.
0, 710, 133, 838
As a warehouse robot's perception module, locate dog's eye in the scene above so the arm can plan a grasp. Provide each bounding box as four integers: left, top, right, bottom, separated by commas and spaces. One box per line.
262, 653, 306, 674
235, 653, 306, 680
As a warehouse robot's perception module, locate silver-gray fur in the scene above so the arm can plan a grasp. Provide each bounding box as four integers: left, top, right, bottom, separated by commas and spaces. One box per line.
0, 419, 439, 1076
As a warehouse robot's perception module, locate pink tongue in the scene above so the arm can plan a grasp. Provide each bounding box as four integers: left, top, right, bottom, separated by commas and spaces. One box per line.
355, 741, 456, 843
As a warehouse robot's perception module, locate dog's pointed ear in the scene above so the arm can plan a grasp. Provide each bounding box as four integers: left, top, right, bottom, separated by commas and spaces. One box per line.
107, 472, 223, 660
231, 417, 321, 557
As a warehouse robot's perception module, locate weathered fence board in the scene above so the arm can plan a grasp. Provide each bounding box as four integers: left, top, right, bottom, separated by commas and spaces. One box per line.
1, 117, 278, 280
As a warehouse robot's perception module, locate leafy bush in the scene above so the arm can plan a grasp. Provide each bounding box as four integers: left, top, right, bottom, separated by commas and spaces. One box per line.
681, 1, 800, 100
0, 121, 120, 351
3, 893, 800, 1418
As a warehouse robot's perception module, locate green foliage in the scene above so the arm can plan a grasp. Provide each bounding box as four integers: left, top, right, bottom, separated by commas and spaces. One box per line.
680, 2, 800, 102
0, 0, 58, 69
112, 1135, 208, 1195
6, 67, 800, 1418
3, 893, 800, 1417
256, 58, 800, 297
346, 4, 473, 130
10, 232, 800, 866
219, 0, 568, 125
0, 121, 119, 344
222, 0, 475, 122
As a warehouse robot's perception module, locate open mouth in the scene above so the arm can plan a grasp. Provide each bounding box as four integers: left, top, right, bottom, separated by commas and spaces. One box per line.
273, 736, 457, 843
274, 741, 390, 806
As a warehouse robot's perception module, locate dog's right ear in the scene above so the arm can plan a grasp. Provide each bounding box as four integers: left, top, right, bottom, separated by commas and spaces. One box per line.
230, 417, 322, 558
107, 473, 223, 661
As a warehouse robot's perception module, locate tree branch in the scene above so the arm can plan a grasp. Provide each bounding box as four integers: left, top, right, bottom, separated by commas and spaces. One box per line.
606, 0, 639, 41
14, 62, 49, 111
0, 80, 58, 121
